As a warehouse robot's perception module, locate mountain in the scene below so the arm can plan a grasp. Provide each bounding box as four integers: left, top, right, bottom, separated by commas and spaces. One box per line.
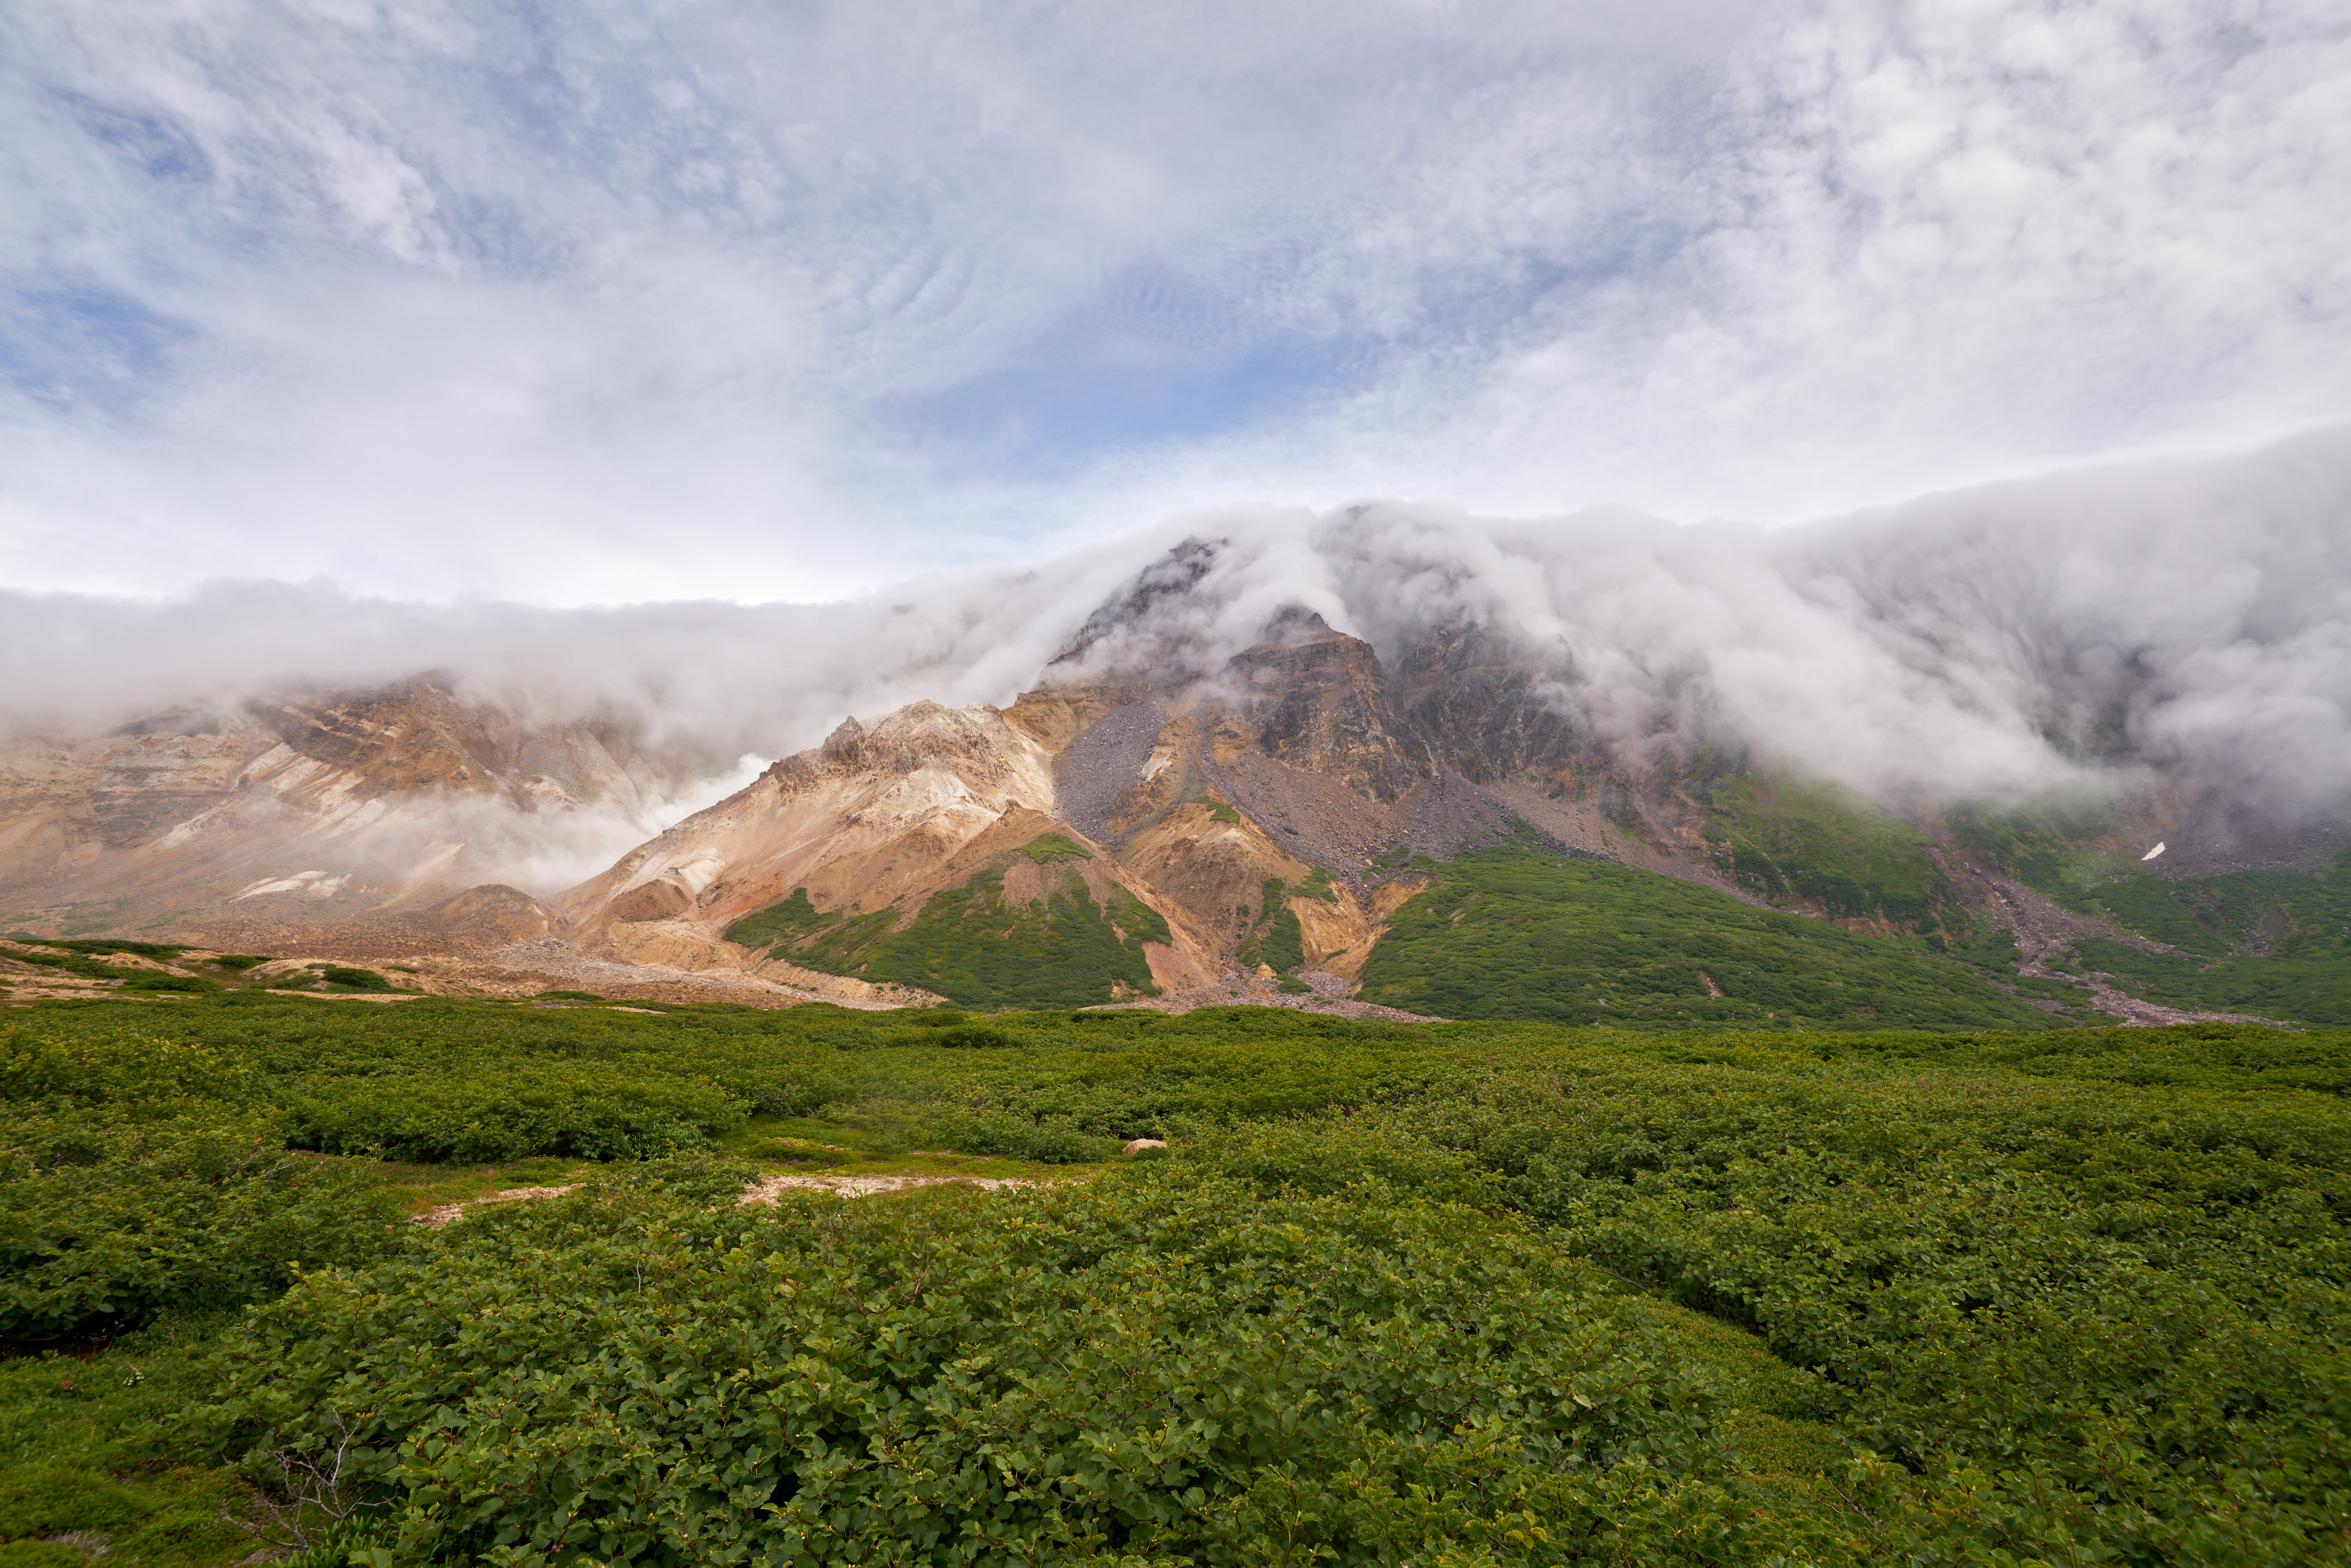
8, 432, 2348, 1023
0, 677, 688, 954
7, 606, 2342, 1025
523, 586, 2338, 1025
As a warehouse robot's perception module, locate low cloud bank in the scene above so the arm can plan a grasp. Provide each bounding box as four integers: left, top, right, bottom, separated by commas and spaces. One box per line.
5, 426, 2346, 843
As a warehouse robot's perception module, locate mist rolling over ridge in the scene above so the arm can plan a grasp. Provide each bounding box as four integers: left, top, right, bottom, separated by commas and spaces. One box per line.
6, 425, 2346, 902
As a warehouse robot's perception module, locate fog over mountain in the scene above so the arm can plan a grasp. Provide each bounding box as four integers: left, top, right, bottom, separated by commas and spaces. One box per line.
7, 426, 2345, 901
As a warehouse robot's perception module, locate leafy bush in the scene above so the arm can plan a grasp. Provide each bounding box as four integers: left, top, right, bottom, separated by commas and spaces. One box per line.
183, 1176, 1848, 1566
315, 966, 391, 993
0, 1029, 402, 1342
916, 1108, 1116, 1162
123, 973, 220, 994
282, 1068, 744, 1163
1173, 1060, 2351, 1563
934, 1024, 1015, 1048
6, 1000, 2349, 1561
0, 1106, 398, 1344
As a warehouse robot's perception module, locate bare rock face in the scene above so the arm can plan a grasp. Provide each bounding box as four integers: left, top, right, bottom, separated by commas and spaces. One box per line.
556, 699, 1073, 942
1213, 612, 1422, 802
1389, 625, 1586, 784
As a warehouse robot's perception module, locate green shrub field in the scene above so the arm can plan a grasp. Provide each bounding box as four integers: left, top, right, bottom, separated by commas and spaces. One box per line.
0, 993, 2345, 1564
1237, 878, 1306, 974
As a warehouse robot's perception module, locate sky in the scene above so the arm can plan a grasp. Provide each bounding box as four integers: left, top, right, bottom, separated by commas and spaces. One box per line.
3, 0, 2348, 606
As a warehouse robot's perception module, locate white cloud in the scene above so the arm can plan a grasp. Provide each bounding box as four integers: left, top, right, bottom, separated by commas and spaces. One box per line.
0, 0, 2342, 602
7, 427, 2347, 836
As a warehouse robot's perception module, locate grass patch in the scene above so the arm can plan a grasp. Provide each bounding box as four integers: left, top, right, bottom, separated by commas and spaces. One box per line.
2074, 937, 2351, 1025
1194, 792, 1243, 823
0, 1312, 268, 1566
1953, 810, 2351, 1023
1021, 833, 1092, 863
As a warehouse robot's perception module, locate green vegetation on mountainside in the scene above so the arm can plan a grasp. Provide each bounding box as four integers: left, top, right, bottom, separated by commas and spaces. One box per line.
726, 864, 1170, 1009
2059, 848, 2351, 1022
1944, 796, 2143, 899
1360, 835, 2083, 1028
1237, 876, 1307, 974
2, 994, 2345, 1564
1953, 802, 2351, 1023
1703, 775, 1963, 931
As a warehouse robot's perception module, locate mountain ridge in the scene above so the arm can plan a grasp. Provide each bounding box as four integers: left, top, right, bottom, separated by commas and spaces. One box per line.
5, 473, 2347, 1023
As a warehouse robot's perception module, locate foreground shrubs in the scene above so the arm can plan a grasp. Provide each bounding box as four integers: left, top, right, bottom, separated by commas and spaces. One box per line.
184, 1171, 1851, 1566
0, 1031, 398, 1343
1180, 1075, 2351, 1563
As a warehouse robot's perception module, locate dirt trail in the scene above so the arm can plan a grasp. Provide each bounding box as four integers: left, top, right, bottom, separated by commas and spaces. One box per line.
410, 1172, 1032, 1227
738, 1172, 1030, 1201
411, 1185, 581, 1228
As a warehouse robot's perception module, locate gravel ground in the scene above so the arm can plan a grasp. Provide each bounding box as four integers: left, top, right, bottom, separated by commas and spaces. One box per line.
457, 936, 908, 1009
1200, 751, 1589, 891
1053, 700, 1166, 843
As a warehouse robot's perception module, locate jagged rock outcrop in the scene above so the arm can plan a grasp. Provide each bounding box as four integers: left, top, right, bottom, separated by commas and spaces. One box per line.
1211, 612, 1422, 801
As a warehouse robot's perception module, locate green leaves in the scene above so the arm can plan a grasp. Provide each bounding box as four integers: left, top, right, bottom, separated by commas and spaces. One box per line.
9, 995, 2350, 1561
186, 1175, 1790, 1565
281, 1067, 744, 1163
0, 1103, 399, 1342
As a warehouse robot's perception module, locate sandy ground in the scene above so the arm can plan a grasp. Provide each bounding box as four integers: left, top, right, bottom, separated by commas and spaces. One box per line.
411, 1172, 1033, 1228
739, 1172, 1032, 1201
412, 1185, 582, 1228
